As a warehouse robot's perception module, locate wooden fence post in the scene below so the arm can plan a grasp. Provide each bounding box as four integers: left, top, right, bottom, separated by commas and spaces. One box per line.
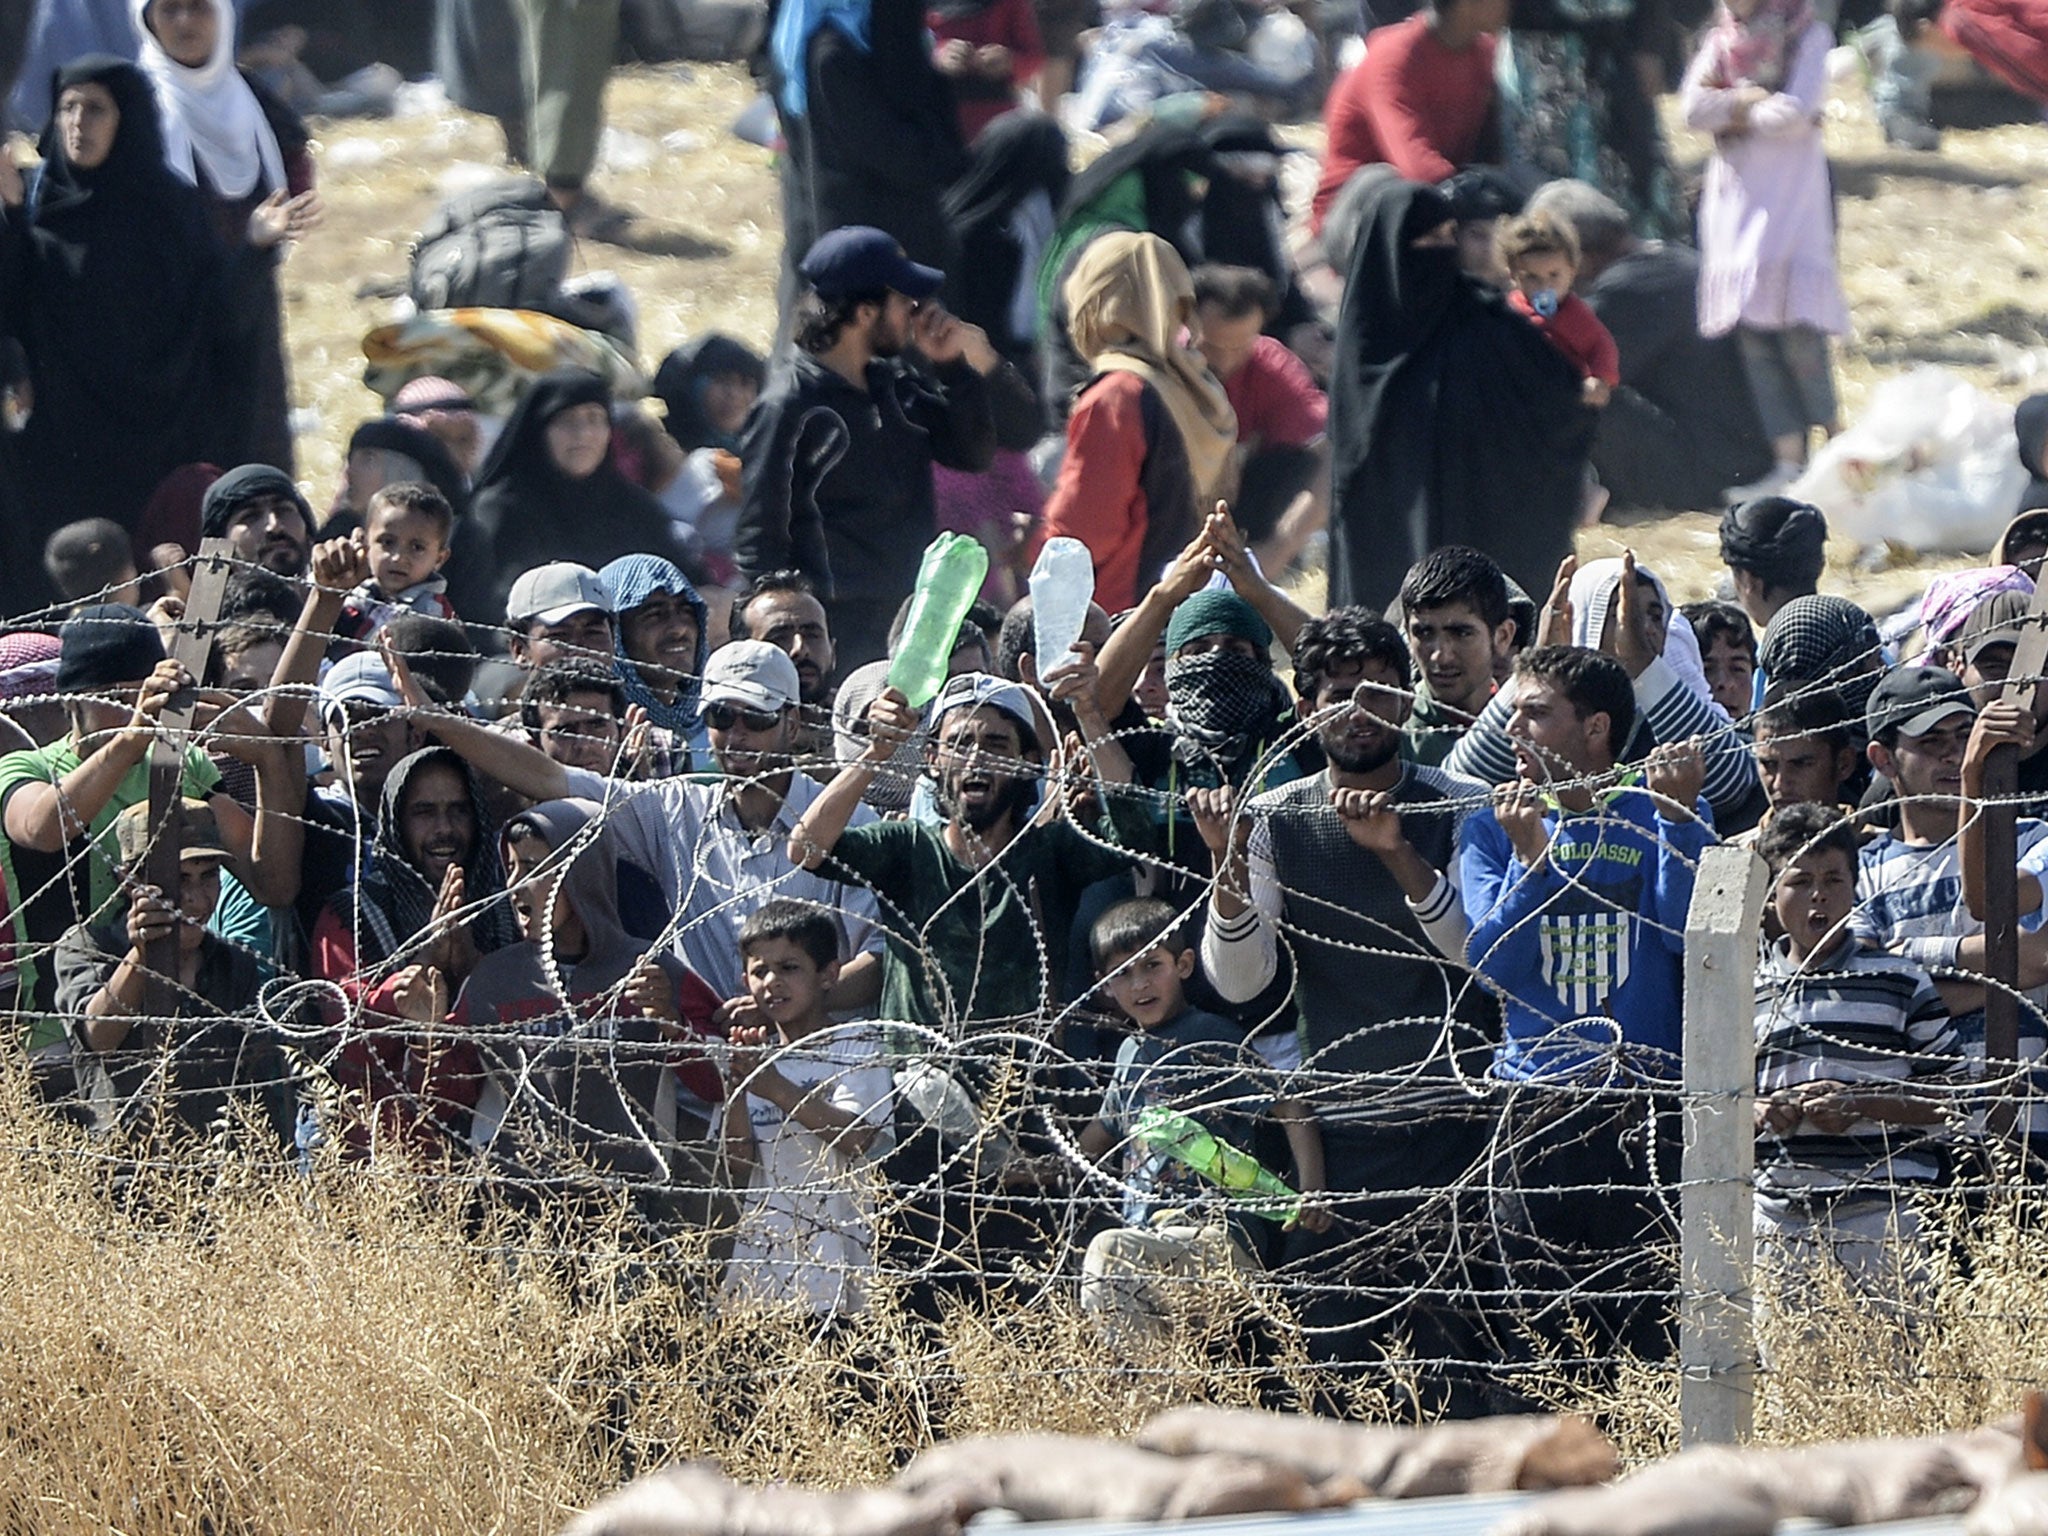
1679, 842, 1768, 1448
140, 540, 237, 1023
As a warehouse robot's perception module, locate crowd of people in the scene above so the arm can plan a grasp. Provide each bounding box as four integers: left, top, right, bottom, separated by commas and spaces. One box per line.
0, 0, 2046, 1410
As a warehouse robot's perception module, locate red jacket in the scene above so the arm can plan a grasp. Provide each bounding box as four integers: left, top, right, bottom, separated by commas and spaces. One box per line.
1508, 290, 1621, 388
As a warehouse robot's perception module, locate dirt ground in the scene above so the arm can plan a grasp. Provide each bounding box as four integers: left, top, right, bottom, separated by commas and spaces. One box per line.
281, 63, 2048, 619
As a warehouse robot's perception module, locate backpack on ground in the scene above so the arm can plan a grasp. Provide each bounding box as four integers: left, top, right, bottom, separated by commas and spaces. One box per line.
409, 175, 572, 313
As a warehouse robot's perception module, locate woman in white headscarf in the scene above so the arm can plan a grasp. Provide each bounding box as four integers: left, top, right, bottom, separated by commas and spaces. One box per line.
131, 0, 322, 474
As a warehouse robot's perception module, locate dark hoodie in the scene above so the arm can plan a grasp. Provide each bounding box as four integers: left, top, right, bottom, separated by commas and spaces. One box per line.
446, 369, 690, 628
451, 799, 726, 1227
653, 335, 767, 454
312, 745, 519, 985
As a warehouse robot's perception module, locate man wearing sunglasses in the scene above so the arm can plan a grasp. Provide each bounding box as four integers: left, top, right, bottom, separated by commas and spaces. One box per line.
394, 637, 883, 1008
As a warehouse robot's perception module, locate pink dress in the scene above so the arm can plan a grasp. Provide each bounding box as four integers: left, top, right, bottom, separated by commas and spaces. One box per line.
1681, 21, 1848, 339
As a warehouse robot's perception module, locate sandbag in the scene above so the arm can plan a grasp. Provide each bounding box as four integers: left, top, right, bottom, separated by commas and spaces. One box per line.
892, 1434, 1354, 1522
1495, 1432, 2011, 1536
1137, 1407, 1618, 1497
560, 1461, 966, 1536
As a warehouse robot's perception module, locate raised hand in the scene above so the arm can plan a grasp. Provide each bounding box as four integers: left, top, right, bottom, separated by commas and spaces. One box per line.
388, 964, 449, 1023
1493, 781, 1552, 868
863, 688, 921, 763
248, 188, 323, 250
626, 956, 679, 1023
1184, 783, 1239, 859
124, 883, 179, 956
1536, 554, 1577, 649
1609, 549, 1659, 679
310, 533, 370, 597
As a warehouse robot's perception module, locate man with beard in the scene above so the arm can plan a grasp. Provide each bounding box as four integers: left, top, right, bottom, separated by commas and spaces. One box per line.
735, 226, 1000, 674
1193, 609, 1496, 1412
390, 638, 883, 1005
197, 464, 313, 580
728, 569, 836, 765
1458, 644, 1709, 1404
789, 660, 1144, 1030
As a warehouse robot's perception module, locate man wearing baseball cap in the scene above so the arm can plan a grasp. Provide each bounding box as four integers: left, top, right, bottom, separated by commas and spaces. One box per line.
1858, 663, 2048, 1144
504, 562, 617, 673
383, 637, 885, 1003
51, 798, 294, 1143
790, 656, 1147, 1031
0, 604, 305, 1034
736, 224, 1002, 676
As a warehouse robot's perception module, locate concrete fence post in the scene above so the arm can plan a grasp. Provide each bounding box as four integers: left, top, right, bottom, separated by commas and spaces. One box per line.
1679, 842, 1768, 1448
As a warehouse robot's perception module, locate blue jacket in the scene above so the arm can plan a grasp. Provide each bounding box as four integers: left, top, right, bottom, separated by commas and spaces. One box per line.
1460, 784, 1714, 1083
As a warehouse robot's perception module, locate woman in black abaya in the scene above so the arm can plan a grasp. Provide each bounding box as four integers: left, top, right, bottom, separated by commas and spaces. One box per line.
447, 368, 690, 628
1327, 180, 1594, 614
0, 58, 303, 539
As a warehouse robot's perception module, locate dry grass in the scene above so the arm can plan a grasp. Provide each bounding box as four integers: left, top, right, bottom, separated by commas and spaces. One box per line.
0, 1066, 1310, 1534
12, 1034, 2048, 1535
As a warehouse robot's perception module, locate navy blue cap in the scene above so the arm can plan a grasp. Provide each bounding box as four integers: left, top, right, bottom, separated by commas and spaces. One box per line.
799, 226, 944, 303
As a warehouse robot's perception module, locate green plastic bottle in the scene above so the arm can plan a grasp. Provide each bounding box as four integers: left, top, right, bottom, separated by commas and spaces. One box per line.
1133, 1105, 1300, 1222
886, 533, 990, 707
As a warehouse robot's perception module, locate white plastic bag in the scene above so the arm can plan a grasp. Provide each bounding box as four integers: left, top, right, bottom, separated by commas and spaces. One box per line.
1791, 366, 2029, 552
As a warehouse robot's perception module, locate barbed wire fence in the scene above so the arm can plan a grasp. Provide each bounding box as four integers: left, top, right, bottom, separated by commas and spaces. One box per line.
7, 548, 2048, 1514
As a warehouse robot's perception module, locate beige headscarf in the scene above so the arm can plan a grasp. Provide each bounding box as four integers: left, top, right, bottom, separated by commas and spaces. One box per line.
1062, 230, 1238, 506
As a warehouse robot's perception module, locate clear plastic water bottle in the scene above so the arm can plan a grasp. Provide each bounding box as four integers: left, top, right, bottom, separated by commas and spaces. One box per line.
1028, 536, 1095, 679
887, 533, 990, 707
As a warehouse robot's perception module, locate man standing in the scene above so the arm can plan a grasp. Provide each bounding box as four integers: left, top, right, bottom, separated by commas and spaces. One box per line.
1197, 609, 1491, 1410
736, 226, 999, 672
1459, 644, 1710, 1398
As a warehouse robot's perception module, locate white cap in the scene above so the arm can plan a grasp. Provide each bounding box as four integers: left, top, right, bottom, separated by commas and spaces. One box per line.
701, 640, 801, 713
506, 562, 612, 626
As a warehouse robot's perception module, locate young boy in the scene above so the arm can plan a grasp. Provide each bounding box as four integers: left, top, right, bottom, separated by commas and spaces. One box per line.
335, 483, 459, 644
1753, 803, 1959, 1300
1681, 599, 1758, 721
1077, 898, 1325, 1334
720, 898, 894, 1318
1396, 545, 1519, 765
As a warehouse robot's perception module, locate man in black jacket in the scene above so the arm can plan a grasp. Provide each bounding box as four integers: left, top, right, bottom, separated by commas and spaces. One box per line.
736, 226, 1000, 672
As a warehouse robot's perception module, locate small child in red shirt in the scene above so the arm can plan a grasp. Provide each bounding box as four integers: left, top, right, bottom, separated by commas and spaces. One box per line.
1498, 211, 1620, 520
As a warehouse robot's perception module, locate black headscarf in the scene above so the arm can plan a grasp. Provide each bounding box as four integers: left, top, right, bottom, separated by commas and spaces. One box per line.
1326, 180, 1594, 613
1196, 114, 1312, 333
2, 57, 237, 532
346, 416, 472, 519
2016, 395, 2048, 516
944, 112, 1072, 361
200, 462, 310, 539
1719, 495, 1827, 591
652, 335, 767, 453
446, 368, 688, 627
